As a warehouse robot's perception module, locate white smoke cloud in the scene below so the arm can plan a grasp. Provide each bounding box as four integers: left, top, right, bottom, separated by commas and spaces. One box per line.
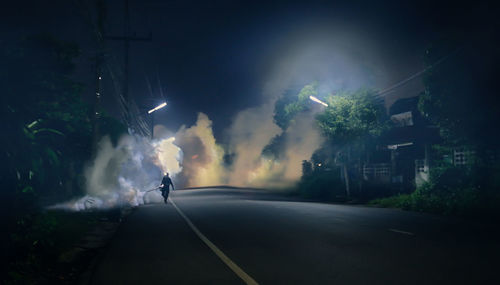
175, 113, 226, 187
154, 137, 183, 175
281, 110, 324, 181
50, 134, 182, 210
260, 25, 390, 100
165, 104, 323, 189
226, 104, 323, 188
51, 107, 324, 211
226, 103, 281, 186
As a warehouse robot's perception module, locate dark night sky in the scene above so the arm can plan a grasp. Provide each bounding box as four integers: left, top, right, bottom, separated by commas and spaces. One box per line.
1, 0, 497, 140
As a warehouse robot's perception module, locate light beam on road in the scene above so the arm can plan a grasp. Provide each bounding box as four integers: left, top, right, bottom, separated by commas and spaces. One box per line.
309, 96, 328, 107
148, 102, 167, 114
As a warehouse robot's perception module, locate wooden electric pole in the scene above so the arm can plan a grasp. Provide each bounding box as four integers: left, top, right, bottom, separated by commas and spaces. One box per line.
105, 0, 152, 128
92, 0, 106, 150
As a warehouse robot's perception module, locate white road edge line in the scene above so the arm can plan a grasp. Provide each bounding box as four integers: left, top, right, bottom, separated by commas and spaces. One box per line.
389, 228, 415, 235
169, 198, 259, 285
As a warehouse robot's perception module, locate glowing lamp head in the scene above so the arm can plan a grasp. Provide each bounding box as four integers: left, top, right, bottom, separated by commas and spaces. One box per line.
148, 102, 167, 114
309, 96, 328, 107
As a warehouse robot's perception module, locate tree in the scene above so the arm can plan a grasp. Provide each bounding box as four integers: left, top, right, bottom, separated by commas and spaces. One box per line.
316, 89, 388, 197
414, 37, 500, 214
1, 34, 125, 230
273, 82, 317, 131
1, 35, 129, 280
262, 133, 287, 159
263, 82, 319, 158
418, 38, 500, 153
302, 160, 313, 177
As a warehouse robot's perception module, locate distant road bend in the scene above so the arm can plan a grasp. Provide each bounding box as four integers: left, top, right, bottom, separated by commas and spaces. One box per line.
88, 187, 499, 285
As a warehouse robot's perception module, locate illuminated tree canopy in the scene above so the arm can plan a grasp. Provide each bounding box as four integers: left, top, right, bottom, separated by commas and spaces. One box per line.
316, 89, 387, 147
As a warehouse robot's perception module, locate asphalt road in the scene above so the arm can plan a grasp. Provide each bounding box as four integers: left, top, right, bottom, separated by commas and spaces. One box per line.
88, 188, 500, 284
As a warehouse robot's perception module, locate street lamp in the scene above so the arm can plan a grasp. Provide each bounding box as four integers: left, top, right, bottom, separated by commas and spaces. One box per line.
148, 102, 167, 114
309, 95, 328, 107
148, 102, 167, 139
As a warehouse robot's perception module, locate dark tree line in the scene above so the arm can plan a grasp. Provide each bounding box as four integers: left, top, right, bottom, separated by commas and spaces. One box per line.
1, 35, 126, 279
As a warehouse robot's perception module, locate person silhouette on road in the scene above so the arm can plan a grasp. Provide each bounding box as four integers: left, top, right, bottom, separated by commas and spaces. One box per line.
160, 172, 174, 204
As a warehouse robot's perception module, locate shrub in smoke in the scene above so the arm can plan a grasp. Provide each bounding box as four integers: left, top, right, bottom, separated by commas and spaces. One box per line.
298, 167, 344, 201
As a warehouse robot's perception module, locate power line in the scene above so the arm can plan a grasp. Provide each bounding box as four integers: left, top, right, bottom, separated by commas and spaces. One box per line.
76, 0, 153, 137
74, 0, 129, 121
105, 0, 152, 130
375, 48, 462, 98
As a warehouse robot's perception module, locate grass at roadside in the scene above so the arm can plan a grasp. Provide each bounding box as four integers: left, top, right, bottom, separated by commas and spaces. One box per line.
369, 186, 500, 221
369, 194, 411, 209
5, 209, 113, 284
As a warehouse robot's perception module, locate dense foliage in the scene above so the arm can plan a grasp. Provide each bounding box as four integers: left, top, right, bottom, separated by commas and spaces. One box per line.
418, 39, 500, 150
316, 89, 387, 146
1, 35, 90, 217
272, 83, 316, 131
371, 163, 500, 217
298, 160, 344, 201
286, 87, 389, 200
314, 89, 387, 198
372, 37, 500, 217
263, 83, 318, 159
0, 35, 126, 282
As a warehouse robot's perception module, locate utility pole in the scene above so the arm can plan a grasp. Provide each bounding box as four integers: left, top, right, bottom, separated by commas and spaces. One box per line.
92, 55, 103, 148
92, 0, 106, 150
105, 0, 152, 128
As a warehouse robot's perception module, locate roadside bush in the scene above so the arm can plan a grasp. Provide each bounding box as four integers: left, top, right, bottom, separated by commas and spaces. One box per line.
5, 210, 105, 284
357, 181, 399, 201
298, 168, 345, 201
369, 194, 410, 208
370, 164, 500, 217
1, 35, 128, 284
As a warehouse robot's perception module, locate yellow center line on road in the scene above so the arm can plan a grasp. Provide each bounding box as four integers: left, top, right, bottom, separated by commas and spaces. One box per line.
169, 198, 259, 285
